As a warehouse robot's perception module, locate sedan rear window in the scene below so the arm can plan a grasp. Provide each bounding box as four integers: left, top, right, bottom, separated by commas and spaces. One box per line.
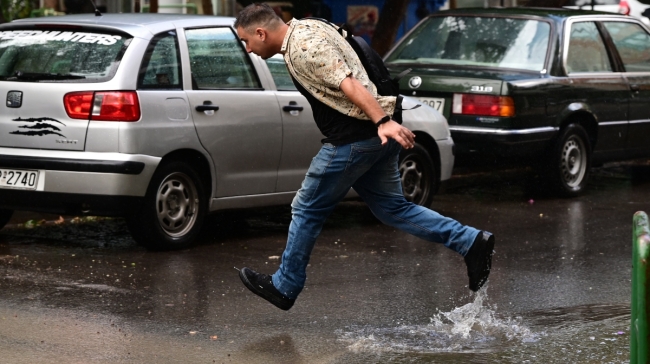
386, 16, 551, 72
0, 29, 131, 82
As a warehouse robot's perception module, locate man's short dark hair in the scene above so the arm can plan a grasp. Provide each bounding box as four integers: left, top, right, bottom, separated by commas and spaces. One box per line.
234, 3, 283, 32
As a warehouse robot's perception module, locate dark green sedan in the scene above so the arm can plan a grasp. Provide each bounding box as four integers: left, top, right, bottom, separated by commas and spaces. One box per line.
385, 8, 650, 196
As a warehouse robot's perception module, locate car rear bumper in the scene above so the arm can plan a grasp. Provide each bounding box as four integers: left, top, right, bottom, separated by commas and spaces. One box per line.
0, 148, 160, 215
449, 126, 558, 157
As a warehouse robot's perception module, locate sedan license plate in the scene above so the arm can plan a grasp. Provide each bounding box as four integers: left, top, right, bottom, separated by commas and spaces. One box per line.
416, 97, 445, 113
0, 169, 39, 190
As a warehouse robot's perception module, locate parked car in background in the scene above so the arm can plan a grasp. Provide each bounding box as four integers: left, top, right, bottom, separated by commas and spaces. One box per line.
565, 0, 650, 25
384, 7, 650, 196
0, 14, 454, 250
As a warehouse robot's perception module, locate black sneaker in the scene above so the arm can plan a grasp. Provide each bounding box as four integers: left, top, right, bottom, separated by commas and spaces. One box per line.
239, 267, 295, 311
464, 231, 495, 292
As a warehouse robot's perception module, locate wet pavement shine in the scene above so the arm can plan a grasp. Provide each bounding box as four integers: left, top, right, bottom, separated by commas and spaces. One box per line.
1, 161, 648, 363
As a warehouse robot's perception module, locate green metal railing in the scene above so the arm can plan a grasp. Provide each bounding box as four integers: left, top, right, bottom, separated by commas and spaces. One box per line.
632, 211, 650, 364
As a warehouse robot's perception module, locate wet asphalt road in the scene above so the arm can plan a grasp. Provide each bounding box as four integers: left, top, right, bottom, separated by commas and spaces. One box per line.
1, 162, 649, 363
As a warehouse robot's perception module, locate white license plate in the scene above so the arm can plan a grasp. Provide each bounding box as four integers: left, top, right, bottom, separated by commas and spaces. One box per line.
416, 97, 445, 113
0, 168, 39, 190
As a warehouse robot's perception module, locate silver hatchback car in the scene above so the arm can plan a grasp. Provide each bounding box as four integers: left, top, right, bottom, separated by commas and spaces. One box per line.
0, 14, 455, 250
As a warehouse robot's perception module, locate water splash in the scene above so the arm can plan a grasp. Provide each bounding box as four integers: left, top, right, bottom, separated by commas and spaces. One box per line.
339, 286, 540, 354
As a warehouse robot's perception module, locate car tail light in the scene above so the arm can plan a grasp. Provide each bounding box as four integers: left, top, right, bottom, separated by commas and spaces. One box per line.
452, 93, 515, 117
64, 92, 94, 119
619, 0, 631, 15
64, 91, 140, 121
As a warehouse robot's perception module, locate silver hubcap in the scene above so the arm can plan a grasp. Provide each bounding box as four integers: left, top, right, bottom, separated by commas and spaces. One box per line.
400, 158, 424, 203
155, 172, 199, 237
561, 136, 587, 188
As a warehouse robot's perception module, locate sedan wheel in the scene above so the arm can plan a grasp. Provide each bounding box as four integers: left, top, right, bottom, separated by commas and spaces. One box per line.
399, 143, 438, 207
547, 123, 591, 197
127, 161, 206, 251
560, 136, 587, 188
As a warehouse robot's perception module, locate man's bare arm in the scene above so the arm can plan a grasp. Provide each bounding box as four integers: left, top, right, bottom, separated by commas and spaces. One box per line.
339, 75, 415, 149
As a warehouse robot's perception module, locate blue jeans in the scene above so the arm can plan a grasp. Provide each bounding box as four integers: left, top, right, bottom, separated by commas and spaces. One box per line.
272, 137, 480, 299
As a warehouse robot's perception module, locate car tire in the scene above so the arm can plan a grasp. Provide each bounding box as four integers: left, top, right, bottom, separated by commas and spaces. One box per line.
546, 123, 591, 197
399, 143, 438, 207
126, 161, 207, 251
0, 209, 14, 230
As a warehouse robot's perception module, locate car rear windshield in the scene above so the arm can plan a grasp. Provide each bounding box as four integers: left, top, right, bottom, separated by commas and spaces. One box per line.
385, 16, 551, 72
0, 29, 131, 82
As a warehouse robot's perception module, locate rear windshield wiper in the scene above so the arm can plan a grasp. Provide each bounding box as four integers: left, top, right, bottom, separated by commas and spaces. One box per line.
2, 71, 86, 81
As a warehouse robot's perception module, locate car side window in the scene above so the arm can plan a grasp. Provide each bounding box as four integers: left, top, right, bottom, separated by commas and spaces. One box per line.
566, 21, 612, 73
603, 21, 650, 72
185, 27, 260, 90
138, 31, 182, 89
265, 55, 297, 91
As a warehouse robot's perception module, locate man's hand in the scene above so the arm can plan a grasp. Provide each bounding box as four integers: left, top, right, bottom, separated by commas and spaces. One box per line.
378, 120, 415, 149
339, 76, 416, 148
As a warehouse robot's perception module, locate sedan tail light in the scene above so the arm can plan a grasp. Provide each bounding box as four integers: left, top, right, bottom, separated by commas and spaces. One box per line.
619, 0, 630, 15
64, 91, 140, 121
452, 93, 515, 117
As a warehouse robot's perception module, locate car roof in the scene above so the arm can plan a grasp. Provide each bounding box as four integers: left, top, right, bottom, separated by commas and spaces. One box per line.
1, 13, 236, 39
430, 6, 631, 23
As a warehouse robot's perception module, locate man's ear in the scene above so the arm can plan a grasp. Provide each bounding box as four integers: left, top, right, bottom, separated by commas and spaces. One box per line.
255, 28, 266, 41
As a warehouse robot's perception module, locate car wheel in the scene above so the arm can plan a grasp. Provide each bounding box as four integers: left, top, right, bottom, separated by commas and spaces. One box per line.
0, 209, 14, 230
127, 161, 206, 251
547, 123, 591, 197
399, 143, 438, 207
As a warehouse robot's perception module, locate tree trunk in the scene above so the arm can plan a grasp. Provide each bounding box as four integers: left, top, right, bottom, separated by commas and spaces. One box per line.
371, 0, 410, 57
202, 0, 213, 15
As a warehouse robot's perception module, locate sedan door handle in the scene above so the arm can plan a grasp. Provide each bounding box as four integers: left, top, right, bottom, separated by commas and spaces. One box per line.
283, 101, 303, 112
630, 84, 641, 92
195, 100, 219, 113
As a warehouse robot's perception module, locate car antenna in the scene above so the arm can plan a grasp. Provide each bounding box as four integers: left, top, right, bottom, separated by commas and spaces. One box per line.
88, 0, 102, 16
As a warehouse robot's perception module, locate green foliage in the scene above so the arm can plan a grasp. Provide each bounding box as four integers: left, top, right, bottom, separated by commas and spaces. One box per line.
1, 0, 33, 22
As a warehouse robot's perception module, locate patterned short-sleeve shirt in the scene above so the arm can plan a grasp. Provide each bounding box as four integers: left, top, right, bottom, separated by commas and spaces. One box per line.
281, 18, 396, 120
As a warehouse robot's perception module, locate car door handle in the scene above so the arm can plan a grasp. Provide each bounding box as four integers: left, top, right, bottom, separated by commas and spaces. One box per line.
195, 101, 219, 113
630, 84, 641, 92
283, 101, 303, 112
195, 105, 220, 112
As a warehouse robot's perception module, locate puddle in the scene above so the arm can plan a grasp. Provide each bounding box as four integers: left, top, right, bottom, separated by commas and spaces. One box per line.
338, 287, 538, 355
337, 289, 630, 363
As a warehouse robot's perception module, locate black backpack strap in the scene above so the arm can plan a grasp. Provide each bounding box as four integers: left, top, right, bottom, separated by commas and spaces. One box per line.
393, 67, 412, 83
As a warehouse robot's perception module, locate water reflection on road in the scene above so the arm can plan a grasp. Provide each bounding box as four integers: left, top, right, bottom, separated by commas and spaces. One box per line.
0, 162, 647, 362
